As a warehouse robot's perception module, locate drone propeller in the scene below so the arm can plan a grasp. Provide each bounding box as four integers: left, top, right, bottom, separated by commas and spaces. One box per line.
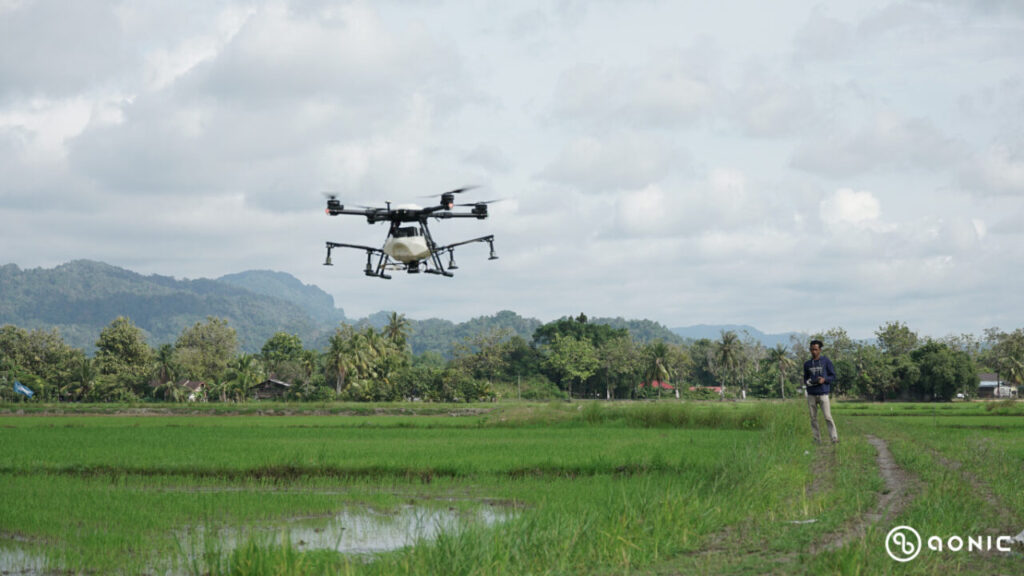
418, 186, 479, 199
321, 194, 382, 210
455, 198, 504, 206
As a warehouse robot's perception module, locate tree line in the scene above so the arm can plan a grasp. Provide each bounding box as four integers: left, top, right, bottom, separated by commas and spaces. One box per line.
2, 315, 1022, 403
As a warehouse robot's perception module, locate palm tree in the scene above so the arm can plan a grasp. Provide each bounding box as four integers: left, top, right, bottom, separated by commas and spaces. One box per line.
713, 331, 743, 399
766, 344, 795, 399
645, 341, 672, 399
384, 312, 410, 350
326, 329, 348, 395
63, 357, 97, 401
300, 349, 317, 384
1008, 358, 1024, 391
151, 344, 177, 386
228, 354, 261, 402
153, 379, 187, 402
207, 376, 230, 403
327, 327, 376, 395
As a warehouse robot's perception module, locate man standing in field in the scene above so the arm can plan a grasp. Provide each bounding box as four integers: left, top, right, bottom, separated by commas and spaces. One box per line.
803, 340, 838, 444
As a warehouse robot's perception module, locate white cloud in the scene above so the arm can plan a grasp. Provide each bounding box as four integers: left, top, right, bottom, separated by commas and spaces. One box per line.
960, 144, 1024, 196
820, 188, 880, 227
538, 133, 688, 192
0, 96, 93, 160
791, 111, 962, 177
731, 62, 816, 138
792, 7, 856, 63
549, 44, 718, 130
614, 168, 782, 240
0, 0, 129, 97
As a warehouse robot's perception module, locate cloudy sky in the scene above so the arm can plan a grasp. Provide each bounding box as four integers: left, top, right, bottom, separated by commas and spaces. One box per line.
2, 0, 1023, 339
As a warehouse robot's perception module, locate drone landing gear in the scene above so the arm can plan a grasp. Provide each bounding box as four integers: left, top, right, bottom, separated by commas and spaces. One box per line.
325, 229, 496, 280
424, 268, 454, 277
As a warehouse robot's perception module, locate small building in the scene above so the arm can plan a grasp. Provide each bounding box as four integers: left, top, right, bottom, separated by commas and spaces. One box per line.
179, 380, 207, 402
978, 373, 1017, 399
253, 378, 292, 400
150, 379, 206, 402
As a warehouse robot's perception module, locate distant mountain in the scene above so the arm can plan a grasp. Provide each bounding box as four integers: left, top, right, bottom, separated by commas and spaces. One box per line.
671, 324, 803, 348
0, 260, 325, 353
218, 270, 345, 325
591, 317, 686, 345
1, 260, 803, 357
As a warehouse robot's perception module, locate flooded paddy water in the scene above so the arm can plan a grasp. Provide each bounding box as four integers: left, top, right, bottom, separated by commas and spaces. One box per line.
179, 502, 514, 557
0, 502, 515, 574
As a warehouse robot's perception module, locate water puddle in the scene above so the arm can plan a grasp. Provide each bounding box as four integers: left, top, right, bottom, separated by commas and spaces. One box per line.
181, 503, 513, 557
0, 503, 514, 574
0, 544, 47, 575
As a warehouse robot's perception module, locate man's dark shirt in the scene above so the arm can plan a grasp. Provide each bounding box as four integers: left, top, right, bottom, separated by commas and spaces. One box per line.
803, 355, 835, 396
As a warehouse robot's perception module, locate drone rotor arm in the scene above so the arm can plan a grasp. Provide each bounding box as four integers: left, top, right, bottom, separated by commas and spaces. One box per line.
326, 241, 381, 253
432, 234, 495, 252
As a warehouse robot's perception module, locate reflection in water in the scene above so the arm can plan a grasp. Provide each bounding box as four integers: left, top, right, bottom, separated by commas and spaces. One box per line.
0, 545, 46, 575
184, 504, 513, 557
0, 504, 513, 574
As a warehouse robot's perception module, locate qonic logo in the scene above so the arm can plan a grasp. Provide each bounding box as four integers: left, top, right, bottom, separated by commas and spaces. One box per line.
886, 526, 922, 562
885, 525, 1018, 562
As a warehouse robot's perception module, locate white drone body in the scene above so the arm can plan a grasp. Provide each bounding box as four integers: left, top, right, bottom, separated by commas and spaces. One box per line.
384, 226, 431, 263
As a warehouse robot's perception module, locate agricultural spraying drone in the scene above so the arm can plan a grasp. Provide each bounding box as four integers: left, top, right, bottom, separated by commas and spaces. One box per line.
322, 187, 498, 279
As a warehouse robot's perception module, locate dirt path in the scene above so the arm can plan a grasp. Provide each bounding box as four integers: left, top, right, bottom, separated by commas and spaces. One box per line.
812, 434, 917, 553
664, 434, 917, 574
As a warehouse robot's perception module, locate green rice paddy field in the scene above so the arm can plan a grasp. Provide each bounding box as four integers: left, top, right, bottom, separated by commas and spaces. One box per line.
1, 400, 1022, 575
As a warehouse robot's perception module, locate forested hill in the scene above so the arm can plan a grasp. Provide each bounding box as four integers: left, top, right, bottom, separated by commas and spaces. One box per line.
669, 324, 800, 348
0, 261, 325, 353
2, 260, 698, 356
217, 269, 344, 325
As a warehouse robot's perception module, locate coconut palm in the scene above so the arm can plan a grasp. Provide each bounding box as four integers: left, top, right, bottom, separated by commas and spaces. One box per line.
384, 312, 411, 350
327, 326, 375, 395
644, 341, 672, 399
151, 344, 177, 386
766, 344, 795, 399
62, 357, 97, 401
227, 354, 262, 402
300, 349, 317, 384
153, 379, 187, 402
207, 376, 230, 403
713, 330, 743, 398
1008, 357, 1024, 390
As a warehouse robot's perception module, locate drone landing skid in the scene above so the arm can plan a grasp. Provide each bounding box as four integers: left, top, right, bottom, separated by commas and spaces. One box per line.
324, 235, 494, 280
